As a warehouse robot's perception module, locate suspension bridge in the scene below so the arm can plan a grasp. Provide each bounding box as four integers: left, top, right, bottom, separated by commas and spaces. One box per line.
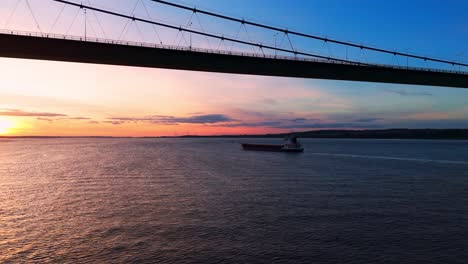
1, 0, 467, 88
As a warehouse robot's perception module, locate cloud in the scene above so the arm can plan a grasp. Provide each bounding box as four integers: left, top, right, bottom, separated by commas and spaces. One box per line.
37, 117, 53, 122
220, 121, 283, 127
354, 118, 382, 123
107, 117, 153, 122
261, 98, 278, 105
291, 118, 308, 123
213, 116, 383, 129
209, 112, 383, 129
35, 116, 93, 122
65, 117, 91, 120
104, 121, 125, 125
109, 114, 234, 125
229, 108, 301, 121
88, 121, 100, 124
165, 114, 234, 124
404, 112, 453, 120
387, 89, 433, 97
0, 108, 67, 117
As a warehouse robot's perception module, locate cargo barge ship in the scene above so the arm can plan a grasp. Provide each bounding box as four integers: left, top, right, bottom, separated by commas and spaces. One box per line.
241, 136, 304, 152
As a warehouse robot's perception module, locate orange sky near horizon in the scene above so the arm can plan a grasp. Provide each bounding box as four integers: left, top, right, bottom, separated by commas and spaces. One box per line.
0, 57, 341, 137
1, 56, 468, 137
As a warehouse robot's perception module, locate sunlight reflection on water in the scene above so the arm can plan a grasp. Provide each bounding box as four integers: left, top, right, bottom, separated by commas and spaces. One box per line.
0, 138, 467, 263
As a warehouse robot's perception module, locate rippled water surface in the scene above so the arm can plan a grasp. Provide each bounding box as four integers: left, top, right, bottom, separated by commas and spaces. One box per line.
1, 138, 467, 263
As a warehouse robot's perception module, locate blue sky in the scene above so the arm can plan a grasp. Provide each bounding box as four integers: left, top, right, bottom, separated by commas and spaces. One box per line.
186, 0, 468, 63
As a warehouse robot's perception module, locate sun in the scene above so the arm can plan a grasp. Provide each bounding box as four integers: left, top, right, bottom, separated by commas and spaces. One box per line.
0, 118, 15, 135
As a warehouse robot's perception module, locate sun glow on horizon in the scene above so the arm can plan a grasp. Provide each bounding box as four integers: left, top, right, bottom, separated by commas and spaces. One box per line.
0, 118, 16, 135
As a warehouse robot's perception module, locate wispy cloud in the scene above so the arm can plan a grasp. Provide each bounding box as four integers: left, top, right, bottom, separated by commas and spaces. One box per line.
167, 114, 234, 124
65, 117, 91, 120
261, 98, 279, 105
229, 108, 300, 121
354, 118, 382, 123
213, 113, 382, 129
0, 108, 67, 117
387, 89, 433, 97
220, 121, 283, 127
35, 116, 93, 122
109, 114, 235, 125
291, 118, 308, 123
37, 117, 54, 122
104, 121, 125, 125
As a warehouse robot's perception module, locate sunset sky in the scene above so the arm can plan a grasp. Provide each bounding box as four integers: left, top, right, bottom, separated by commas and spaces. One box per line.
0, 0, 467, 136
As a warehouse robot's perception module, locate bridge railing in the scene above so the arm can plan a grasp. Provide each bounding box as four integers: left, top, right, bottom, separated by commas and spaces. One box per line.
1, 29, 466, 75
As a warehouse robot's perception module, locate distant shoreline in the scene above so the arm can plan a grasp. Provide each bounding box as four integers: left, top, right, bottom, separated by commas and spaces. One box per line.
1, 129, 468, 140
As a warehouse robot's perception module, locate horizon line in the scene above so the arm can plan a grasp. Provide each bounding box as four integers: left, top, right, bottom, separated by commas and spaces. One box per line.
2, 128, 468, 139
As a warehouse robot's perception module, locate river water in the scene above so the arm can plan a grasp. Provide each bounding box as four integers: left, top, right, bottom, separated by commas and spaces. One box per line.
1, 138, 467, 263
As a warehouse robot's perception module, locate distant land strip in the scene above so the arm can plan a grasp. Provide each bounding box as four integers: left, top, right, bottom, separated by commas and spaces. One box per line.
1, 129, 468, 140
179, 129, 468, 139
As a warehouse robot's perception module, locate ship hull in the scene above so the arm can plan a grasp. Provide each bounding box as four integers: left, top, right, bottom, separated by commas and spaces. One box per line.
241, 143, 304, 152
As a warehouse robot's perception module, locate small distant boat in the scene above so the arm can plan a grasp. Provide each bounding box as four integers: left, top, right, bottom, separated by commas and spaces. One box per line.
241, 136, 304, 153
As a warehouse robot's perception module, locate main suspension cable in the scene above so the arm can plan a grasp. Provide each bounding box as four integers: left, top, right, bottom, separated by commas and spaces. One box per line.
149, 0, 468, 68
51, 0, 368, 66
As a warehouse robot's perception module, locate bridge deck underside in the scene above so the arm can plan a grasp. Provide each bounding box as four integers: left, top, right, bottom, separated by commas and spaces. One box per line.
1, 33, 467, 88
